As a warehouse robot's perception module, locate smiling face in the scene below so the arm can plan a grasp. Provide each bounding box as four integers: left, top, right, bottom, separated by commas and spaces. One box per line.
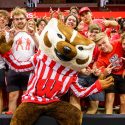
39, 18, 95, 71
65, 15, 77, 29
0, 14, 7, 27
96, 36, 113, 53
88, 29, 100, 41
80, 11, 92, 24
13, 14, 27, 30
0, 10, 9, 29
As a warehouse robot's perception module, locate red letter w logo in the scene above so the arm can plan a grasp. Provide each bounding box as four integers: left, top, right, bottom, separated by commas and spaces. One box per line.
36, 79, 63, 98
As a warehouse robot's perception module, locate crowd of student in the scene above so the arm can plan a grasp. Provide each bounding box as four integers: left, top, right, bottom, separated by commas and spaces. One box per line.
0, 5, 125, 116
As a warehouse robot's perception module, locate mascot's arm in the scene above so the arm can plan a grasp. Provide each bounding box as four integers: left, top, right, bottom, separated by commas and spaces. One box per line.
2, 50, 35, 72
0, 33, 36, 72
70, 76, 114, 98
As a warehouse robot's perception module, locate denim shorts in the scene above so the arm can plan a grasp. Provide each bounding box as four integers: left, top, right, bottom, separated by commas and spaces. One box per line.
78, 74, 105, 101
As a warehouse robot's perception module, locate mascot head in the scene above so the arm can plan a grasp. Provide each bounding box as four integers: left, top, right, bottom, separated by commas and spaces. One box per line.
39, 18, 95, 71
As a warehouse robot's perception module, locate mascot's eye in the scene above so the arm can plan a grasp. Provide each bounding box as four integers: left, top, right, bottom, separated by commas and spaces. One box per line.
78, 46, 84, 51
57, 33, 63, 38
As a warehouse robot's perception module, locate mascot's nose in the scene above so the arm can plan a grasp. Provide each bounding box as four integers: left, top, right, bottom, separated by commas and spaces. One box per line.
63, 46, 71, 54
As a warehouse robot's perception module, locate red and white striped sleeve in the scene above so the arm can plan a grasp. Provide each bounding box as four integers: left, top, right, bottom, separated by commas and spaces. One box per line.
2, 50, 37, 72
70, 78, 102, 98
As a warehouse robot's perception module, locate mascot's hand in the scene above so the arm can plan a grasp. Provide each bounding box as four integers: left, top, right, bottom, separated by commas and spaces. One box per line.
0, 31, 13, 54
98, 75, 114, 89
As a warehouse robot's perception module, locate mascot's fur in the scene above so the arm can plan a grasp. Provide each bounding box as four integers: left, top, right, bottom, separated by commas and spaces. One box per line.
0, 18, 114, 125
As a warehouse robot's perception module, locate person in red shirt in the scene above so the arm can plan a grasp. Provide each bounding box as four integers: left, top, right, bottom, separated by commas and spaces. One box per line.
106, 27, 121, 43
78, 24, 104, 114
121, 33, 125, 54
121, 33, 125, 78
94, 32, 125, 114
77, 7, 119, 37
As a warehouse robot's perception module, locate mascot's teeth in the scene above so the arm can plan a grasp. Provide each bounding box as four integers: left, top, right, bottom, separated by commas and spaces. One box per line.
76, 57, 89, 65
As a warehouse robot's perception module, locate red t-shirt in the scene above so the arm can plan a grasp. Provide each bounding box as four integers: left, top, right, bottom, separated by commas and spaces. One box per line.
89, 45, 100, 68
95, 41, 124, 75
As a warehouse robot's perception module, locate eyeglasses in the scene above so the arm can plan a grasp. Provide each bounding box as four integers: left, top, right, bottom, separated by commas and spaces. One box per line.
14, 17, 25, 21
90, 30, 100, 34
111, 30, 117, 33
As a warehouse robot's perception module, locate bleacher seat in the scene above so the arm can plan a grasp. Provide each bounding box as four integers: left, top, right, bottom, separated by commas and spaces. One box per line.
0, 114, 125, 125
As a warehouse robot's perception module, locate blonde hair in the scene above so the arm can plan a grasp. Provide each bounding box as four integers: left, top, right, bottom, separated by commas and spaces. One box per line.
11, 7, 27, 18
88, 24, 101, 32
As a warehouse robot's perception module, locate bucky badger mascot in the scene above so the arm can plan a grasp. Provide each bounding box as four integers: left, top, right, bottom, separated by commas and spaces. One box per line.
0, 18, 113, 125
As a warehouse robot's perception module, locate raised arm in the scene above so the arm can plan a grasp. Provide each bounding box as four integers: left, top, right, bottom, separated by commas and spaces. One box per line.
3, 50, 34, 72
104, 20, 118, 27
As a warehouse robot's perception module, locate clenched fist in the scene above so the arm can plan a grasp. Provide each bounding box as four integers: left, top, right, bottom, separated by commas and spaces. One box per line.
0, 31, 13, 54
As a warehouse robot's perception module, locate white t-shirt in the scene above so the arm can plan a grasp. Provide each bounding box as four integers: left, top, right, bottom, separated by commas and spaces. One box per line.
11, 31, 36, 61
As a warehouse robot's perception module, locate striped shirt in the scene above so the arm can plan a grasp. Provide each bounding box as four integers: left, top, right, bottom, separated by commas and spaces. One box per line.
3, 50, 102, 104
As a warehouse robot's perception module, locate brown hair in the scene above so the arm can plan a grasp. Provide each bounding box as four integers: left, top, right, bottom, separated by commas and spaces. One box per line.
37, 18, 48, 27
70, 6, 79, 13
64, 14, 79, 30
0, 10, 10, 21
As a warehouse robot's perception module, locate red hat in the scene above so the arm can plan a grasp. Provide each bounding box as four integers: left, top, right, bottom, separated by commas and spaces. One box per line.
79, 7, 91, 15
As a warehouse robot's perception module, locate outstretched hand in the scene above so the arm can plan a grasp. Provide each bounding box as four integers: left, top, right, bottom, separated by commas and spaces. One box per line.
99, 75, 114, 89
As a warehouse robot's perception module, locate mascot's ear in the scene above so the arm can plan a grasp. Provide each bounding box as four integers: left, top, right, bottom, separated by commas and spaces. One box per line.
45, 18, 70, 33
47, 18, 58, 29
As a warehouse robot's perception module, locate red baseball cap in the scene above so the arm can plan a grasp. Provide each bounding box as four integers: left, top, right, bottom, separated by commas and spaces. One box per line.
79, 7, 91, 15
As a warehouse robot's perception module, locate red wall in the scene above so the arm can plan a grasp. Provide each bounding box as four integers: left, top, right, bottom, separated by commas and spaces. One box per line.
27, 11, 125, 18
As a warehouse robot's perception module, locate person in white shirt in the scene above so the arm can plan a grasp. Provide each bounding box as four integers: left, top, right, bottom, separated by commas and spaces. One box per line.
5, 7, 39, 115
